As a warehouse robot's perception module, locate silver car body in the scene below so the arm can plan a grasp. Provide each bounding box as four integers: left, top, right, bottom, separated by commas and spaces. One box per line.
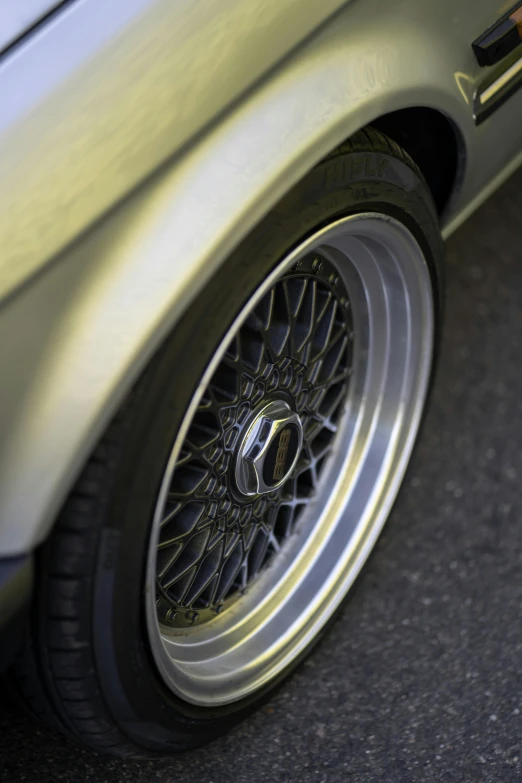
0, 0, 521, 559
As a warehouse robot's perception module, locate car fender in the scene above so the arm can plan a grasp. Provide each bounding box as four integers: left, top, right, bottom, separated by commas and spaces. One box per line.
0, 0, 516, 553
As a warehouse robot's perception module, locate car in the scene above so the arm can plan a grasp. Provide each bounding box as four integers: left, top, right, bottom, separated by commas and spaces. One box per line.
1, 0, 521, 758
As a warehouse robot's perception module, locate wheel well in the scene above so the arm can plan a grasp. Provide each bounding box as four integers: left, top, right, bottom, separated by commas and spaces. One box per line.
371, 107, 462, 215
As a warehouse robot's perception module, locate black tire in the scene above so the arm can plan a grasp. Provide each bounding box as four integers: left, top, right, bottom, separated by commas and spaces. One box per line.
13, 128, 443, 757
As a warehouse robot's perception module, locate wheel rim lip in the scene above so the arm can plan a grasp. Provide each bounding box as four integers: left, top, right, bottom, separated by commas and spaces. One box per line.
145, 212, 435, 706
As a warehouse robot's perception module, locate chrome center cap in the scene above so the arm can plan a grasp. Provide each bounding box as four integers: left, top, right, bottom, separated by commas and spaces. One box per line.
235, 400, 303, 496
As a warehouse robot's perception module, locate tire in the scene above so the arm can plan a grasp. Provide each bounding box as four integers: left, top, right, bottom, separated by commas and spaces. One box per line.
14, 128, 443, 757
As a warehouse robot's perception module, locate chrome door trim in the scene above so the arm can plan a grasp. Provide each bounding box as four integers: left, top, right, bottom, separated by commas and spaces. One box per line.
474, 48, 522, 124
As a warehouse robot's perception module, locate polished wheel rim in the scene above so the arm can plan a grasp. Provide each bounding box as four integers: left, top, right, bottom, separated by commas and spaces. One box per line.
145, 213, 435, 706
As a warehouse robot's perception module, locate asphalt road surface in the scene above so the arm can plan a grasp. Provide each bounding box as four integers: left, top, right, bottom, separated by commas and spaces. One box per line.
2, 167, 522, 783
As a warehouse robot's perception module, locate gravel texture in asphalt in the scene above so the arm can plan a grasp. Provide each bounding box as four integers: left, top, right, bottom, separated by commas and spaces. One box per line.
2, 167, 522, 783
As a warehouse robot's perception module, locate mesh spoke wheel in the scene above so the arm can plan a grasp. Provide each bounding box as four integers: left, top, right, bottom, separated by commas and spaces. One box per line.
154, 255, 353, 627
145, 213, 434, 707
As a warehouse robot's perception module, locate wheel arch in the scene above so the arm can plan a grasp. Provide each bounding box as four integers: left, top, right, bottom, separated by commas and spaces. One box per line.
0, 1, 472, 554
372, 107, 465, 218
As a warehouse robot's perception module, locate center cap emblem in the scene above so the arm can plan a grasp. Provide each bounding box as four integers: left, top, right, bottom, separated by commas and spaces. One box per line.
235, 400, 303, 496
